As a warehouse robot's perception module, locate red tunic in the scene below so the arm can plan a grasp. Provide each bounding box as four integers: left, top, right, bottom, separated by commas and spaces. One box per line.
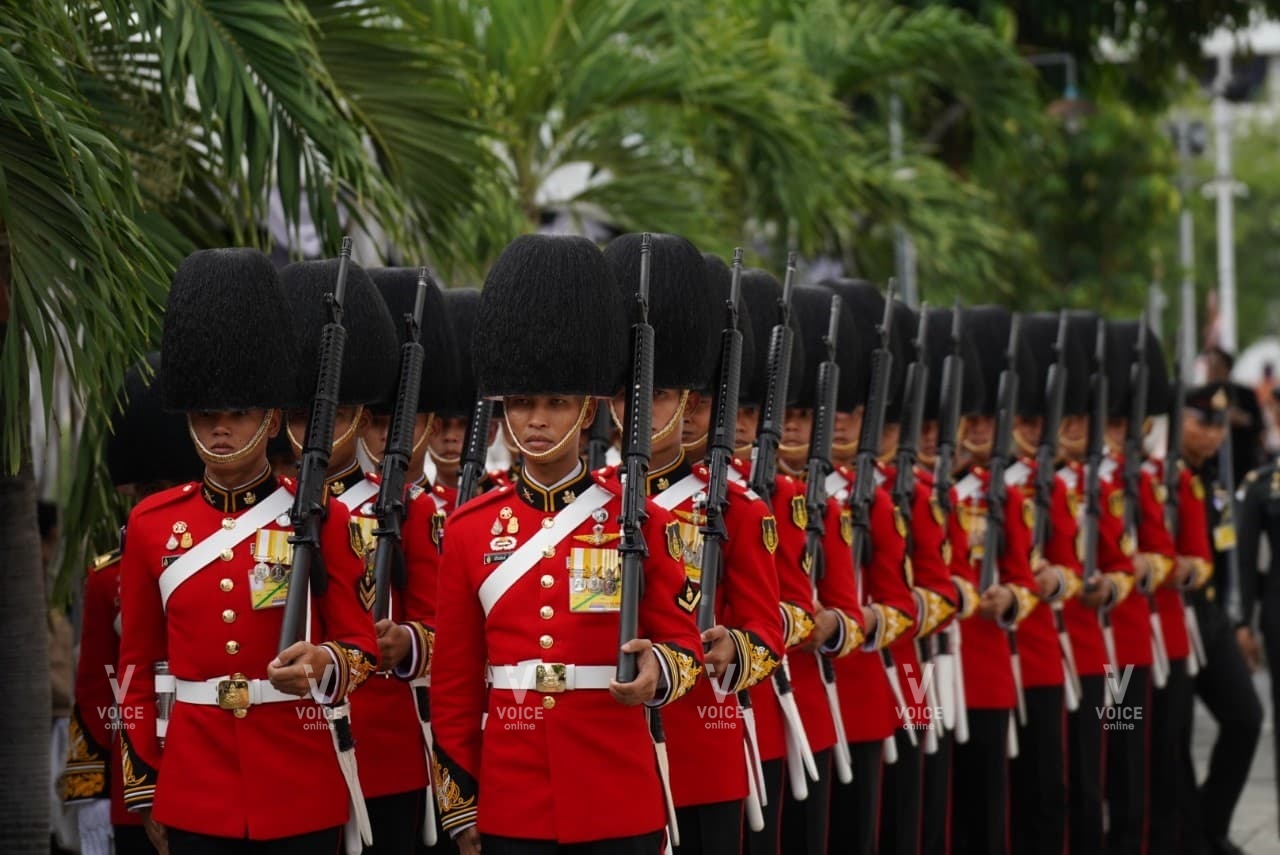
118, 471, 377, 839
1005, 459, 1067, 689
1099, 455, 1153, 667
1140, 459, 1198, 661
651, 459, 783, 808
331, 466, 437, 800
948, 466, 1039, 709
63, 551, 142, 827
430, 465, 704, 843
1055, 462, 1117, 677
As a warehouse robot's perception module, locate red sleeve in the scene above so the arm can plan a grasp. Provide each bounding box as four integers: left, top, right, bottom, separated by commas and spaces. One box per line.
770, 478, 819, 650
862, 487, 916, 647
64, 559, 120, 803
718, 487, 784, 692
1177, 468, 1214, 589
316, 501, 378, 701
999, 485, 1040, 623
814, 497, 866, 656
640, 501, 706, 704
1138, 470, 1176, 557
1045, 477, 1083, 578
397, 491, 441, 679
908, 483, 957, 636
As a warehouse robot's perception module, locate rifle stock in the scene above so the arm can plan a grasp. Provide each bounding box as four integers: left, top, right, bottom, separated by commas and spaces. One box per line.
280, 237, 353, 652
371, 269, 429, 622
616, 234, 655, 682
749, 253, 797, 501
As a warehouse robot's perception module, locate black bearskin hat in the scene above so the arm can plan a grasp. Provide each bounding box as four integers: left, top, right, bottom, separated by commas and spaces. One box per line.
815, 279, 913, 422
435, 288, 482, 418
108, 353, 204, 487
280, 259, 398, 408
1061, 311, 1102, 417
921, 307, 986, 421
1106, 320, 1169, 419
790, 285, 862, 411
739, 268, 805, 408
695, 253, 756, 397
962, 306, 1037, 418
161, 248, 300, 411
474, 234, 628, 397
603, 233, 718, 390
366, 268, 456, 415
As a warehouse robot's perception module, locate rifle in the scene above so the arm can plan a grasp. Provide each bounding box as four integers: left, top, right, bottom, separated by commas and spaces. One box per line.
749, 253, 798, 502
934, 306, 965, 515
696, 248, 745, 636
1164, 335, 1207, 673
1084, 320, 1120, 695
456, 397, 495, 508
279, 237, 352, 651
800, 294, 848, 785
981, 315, 1024, 728
1034, 312, 1083, 710
850, 284, 896, 603
616, 233, 655, 681
891, 307, 929, 520
371, 268, 429, 622
587, 404, 613, 471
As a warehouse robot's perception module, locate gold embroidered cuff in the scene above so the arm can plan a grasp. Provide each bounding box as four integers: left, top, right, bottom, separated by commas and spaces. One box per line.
653, 643, 702, 706
433, 744, 479, 833
1057, 568, 1084, 602
780, 602, 816, 649
727, 629, 781, 692
120, 732, 158, 811
826, 608, 865, 657
322, 641, 379, 702
914, 587, 958, 637
62, 708, 108, 803
1104, 571, 1136, 606
1008, 584, 1040, 626
867, 604, 914, 649
953, 577, 981, 620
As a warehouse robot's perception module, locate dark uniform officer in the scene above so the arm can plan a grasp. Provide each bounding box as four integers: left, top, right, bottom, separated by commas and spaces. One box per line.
64, 353, 202, 855
118, 248, 379, 853
429, 234, 704, 854
1184, 383, 1263, 855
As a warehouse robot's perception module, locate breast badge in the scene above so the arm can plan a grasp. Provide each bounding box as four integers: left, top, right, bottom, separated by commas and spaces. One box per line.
762, 516, 779, 554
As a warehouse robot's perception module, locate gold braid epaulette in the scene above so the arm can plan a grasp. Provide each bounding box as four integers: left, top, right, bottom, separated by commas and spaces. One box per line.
779, 602, 815, 649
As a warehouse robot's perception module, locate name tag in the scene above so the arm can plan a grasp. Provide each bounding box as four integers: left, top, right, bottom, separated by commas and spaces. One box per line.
568, 547, 623, 612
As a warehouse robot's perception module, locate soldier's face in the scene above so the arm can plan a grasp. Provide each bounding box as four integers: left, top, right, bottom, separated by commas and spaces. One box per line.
610, 388, 690, 459
962, 415, 994, 459
285, 405, 364, 456
735, 408, 758, 450
364, 412, 432, 462
779, 408, 811, 468
1182, 414, 1226, 464
1058, 415, 1087, 459
188, 408, 279, 480
428, 416, 469, 465
918, 421, 939, 465
505, 395, 593, 457
1013, 416, 1043, 456
832, 409, 861, 449
681, 394, 713, 448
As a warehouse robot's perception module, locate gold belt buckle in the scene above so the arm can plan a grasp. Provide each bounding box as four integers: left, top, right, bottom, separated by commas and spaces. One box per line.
217, 673, 251, 717
535, 663, 567, 693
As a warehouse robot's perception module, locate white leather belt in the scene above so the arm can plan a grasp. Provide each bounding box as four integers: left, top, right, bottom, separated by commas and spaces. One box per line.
487, 661, 616, 693
175, 675, 299, 711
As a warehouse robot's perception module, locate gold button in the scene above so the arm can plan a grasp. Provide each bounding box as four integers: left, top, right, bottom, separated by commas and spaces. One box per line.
233, 709, 247, 719
541, 518, 555, 529
222, 518, 236, 530
542, 546, 555, 558
220, 548, 234, 562
225, 640, 240, 655
540, 574, 554, 589
222, 609, 236, 624
539, 634, 553, 649
220, 578, 234, 592
540, 606, 554, 620
542, 696, 556, 710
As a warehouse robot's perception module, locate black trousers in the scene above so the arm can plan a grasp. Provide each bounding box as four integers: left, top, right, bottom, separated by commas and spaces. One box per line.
952, 708, 1010, 855
779, 747, 832, 855
1149, 659, 1197, 855
1193, 597, 1262, 843
921, 728, 953, 855
481, 831, 664, 855
879, 730, 922, 855
167, 826, 342, 855
1066, 675, 1105, 855
1262, 576, 1280, 835
674, 799, 743, 855
114, 824, 159, 854
745, 758, 785, 855
1104, 664, 1150, 855
1009, 685, 1066, 855
366, 789, 423, 855
828, 740, 883, 855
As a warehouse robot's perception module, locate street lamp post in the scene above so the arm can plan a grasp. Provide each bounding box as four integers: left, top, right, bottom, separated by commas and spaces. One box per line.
889, 92, 919, 308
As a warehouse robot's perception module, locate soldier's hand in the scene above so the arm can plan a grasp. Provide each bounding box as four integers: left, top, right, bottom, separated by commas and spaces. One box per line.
801, 608, 839, 652
268, 641, 332, 697
1133, 554, 1154, 589
1237, 626, 1262, 673
140, 808, 168, 855
455, 826, 482, 855
1033, 562, 1060, 601
1172, 557, 1197, 588
375, 619, 412, 670
978, 585, 1014, 622
610, 638, 659, 706
701, 625, 736, 675
1078, 575, 1110, 610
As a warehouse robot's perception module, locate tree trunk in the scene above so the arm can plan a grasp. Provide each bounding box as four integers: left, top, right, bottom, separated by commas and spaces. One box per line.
0, 459, 52, 851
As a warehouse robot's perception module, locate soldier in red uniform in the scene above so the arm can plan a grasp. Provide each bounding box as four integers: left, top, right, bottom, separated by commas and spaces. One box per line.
117, 248, 379, 853
780, 284, 916, 855
63, 353, 202, 855
423, 289, 504, 514
1004, 313, 1083, 855
283, 261, 451, 854
429, 234, 704, 855
604, 234, 783, 855
946, 306, 1040, 855
731, 268, 862, 855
